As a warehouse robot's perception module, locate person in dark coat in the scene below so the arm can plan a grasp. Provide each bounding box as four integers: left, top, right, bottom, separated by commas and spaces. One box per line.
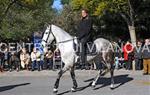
9, 52, 20, 72
135, 41, 143, 70
0, 52, 4, 72
3, 48, 11, 70
77, 9, 93, 69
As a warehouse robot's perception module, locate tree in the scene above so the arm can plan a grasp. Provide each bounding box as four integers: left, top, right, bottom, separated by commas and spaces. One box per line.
0, 0, 54, 42
71, 0, 150, 45
52, 4, 79, 36
61, 0, 71, 5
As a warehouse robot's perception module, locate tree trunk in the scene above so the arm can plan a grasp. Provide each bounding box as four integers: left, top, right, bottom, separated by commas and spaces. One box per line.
128, 25, 136, 46
128, 24, 136, 71
128, 0, 136, 46
120, 13, 137, 46
118, 0, 137, 71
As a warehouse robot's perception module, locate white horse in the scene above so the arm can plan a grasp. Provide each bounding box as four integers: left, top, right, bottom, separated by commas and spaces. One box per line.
41, 24, 115, 93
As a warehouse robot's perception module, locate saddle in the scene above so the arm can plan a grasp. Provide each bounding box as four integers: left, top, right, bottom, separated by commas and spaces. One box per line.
73, 39, 97, 56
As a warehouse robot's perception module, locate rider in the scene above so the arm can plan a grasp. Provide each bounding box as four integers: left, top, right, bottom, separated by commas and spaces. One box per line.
77, 9, 93, 69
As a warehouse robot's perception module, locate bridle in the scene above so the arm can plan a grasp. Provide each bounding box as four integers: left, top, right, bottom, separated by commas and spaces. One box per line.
42, 25, 78, 46
42, 25, 55, 44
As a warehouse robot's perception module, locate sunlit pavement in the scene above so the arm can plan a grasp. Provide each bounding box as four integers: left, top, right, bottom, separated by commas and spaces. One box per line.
0, 69, 150, 95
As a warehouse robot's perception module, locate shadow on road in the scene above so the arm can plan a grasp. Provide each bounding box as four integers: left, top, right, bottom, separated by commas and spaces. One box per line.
57, 82, 92, 95
0, 83, 30, 92
56, 74, 133, 95
57, 90, 70, 95
57, 83, 92, 95
84, 74, 133, 90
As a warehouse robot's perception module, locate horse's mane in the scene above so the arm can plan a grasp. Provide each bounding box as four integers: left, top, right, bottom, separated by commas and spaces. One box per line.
52, 24, 73, 39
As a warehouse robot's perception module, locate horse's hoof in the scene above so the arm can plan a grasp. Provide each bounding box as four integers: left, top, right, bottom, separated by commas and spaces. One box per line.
71, 87, 76, 92
91, 84, 96, 88
110, 84, 114, 89
53, 88, 58, 93
91, 81, 96, 88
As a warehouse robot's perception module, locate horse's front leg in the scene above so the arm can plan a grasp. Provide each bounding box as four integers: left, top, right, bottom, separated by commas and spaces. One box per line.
70, 66, 78, 92
53, 67, 67, 93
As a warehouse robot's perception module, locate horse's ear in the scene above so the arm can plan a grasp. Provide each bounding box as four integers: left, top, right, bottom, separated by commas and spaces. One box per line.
45, 22, 51, 28
48, 22, 51, 25
44, 23, 49, 28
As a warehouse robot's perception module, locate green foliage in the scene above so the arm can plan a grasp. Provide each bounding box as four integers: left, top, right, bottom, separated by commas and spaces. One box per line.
0, 0, 54, 42
0, 0, 149, 42
52, 4, 79, 35
61, 0, 71, 5
71, 0, 128, 16
70, 0, 150, 39
94, 1, 109, 16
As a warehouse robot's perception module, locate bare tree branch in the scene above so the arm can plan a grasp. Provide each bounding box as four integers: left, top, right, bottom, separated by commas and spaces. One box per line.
128, 0, 135, 26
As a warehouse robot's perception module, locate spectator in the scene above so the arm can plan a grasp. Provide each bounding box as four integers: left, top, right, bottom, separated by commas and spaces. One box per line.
20, 48, 30, 70
53, 48, 62, 69
31, 48, 37, 71
113, 42, 122, 69
36, 49, 42, 71
135, 41, 143, 70
54, 48, 60, 58
40, 54, 44, 70
123, 41, 134, 70
9, 52, 20, 72
45, 49, 53, 70
142, 39, 150, 75
31, 48, 42, 71
3, 48, 11, 70
0, 52, 4, 72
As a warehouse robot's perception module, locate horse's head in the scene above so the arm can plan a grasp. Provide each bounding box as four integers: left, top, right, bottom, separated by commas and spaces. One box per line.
41, 25, 55, 52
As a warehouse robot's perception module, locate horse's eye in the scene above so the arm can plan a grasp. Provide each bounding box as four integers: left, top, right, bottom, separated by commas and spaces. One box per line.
45, 32, 48, 34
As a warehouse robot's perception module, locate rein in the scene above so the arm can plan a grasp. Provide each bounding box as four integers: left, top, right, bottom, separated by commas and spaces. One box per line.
43, 25, 78, 45
57, 38, 77, 44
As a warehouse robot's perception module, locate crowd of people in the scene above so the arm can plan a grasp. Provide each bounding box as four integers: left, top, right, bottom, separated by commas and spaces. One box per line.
0, 47, 60, 72
0, 38, 150, 75
114, 38, 150, 75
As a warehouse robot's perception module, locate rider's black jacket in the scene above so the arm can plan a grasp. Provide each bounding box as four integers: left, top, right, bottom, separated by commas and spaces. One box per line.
77, 16, 92, 42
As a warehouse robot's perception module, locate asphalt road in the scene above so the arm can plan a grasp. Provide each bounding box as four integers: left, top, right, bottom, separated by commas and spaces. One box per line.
0, 69, 150, 95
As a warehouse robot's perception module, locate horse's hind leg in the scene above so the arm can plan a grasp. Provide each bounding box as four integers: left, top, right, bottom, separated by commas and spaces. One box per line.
70, 66, 78, 92
91, 70, 103, 88
110, 63, 114, 89
53, 67, 68, 93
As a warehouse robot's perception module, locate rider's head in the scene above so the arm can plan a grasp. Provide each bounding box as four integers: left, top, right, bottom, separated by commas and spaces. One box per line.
81, 9, 89, 18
